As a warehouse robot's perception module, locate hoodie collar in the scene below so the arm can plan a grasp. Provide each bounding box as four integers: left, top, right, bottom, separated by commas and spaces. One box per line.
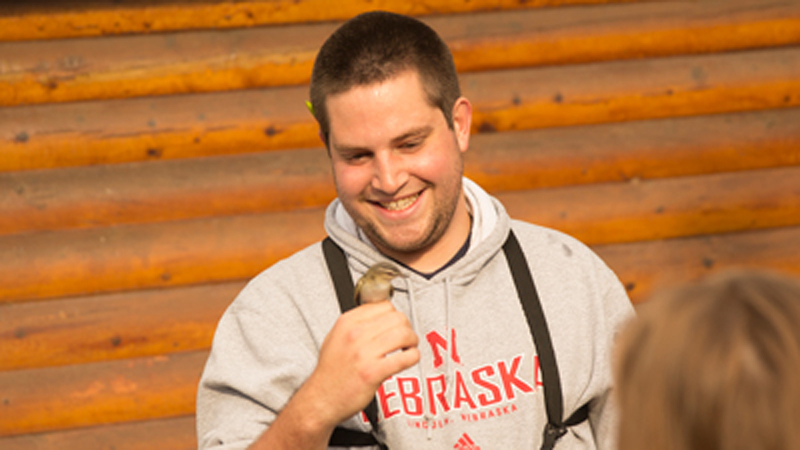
324, 177, 510, 284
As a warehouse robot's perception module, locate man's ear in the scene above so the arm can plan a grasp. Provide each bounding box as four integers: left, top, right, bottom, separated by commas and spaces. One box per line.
451, 97, 472, 153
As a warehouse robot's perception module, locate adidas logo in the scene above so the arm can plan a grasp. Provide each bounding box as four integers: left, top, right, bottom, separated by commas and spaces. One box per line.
453, 432, 481, 450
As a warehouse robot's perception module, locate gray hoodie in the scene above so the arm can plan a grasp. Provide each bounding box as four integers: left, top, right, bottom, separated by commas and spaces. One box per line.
197, 179, 634, 449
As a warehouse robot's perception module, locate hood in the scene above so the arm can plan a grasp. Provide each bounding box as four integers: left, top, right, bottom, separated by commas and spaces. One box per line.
323, 177, 511, 289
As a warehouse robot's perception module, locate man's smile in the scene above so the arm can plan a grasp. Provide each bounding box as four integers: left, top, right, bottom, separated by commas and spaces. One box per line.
374, 191, 422, 212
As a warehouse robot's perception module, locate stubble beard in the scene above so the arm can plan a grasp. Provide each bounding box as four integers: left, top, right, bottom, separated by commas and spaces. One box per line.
355, 174, 463, 257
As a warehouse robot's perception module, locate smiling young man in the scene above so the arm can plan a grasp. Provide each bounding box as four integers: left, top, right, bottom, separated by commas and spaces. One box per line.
197, 11, 634, 450
326, 68, 472, 273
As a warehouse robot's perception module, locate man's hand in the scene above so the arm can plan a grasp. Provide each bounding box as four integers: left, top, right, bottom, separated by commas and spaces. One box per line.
249, 290, 419, 450
305, 299, 420, 429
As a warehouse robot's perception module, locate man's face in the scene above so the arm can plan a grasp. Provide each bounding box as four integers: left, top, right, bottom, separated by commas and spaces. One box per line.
326, 70, 472, 264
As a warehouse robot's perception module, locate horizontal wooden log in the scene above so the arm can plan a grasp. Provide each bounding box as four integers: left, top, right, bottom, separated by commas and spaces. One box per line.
0, 0, 630, 42
2, 226, 800, 438
0, 21, 333, 107
596, 226, 800, 305
2, 108, 800, 236
12, 158, 799, 369
2, 165, 799, 303
0, 351, 204, 438
499, 165, 800, 245
446, 0, 800, 72
0, 208, 326, 303
466, 108, 800, 193
3, 46, 798, 171
0, 85, 317, 172
467, 46, 800, 134
2, 0, 798, 105
0, 147, 335, 236
0, 282, 243, 371
0, 416, 196, 450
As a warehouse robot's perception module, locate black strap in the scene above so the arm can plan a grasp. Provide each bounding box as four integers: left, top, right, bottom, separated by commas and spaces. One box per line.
324, 237, 357, 312
328, 427, 383, 447
503, 231, 588, 450
323, 238, 387, 449
323, 233, 588, 449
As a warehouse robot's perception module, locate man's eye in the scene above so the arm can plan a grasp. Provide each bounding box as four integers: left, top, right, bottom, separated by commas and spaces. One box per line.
346, 152, 371, 163
399, 141, 421, 150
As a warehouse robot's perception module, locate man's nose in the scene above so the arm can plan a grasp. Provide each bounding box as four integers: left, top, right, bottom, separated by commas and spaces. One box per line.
371, 150, 408, 194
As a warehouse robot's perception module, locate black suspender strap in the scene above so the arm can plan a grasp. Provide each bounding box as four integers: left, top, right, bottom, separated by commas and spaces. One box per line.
322, 238, 387, 449
328, 427, 383, 447
502, 230, 589, 450
323, 233, 588, 449
323, 237, 358, 312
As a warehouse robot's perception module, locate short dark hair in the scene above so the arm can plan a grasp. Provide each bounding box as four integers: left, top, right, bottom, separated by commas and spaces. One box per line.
309, 11, 461, 146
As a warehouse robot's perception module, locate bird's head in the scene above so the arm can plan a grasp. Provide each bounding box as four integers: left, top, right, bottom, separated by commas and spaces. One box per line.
367, 262, 402, 282
354, 261, 403, 305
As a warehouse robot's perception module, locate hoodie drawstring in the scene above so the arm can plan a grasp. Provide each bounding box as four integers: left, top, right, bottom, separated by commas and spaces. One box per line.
444, 276, 453, 396
405, 275, 456, 440
404, 278, 434, 438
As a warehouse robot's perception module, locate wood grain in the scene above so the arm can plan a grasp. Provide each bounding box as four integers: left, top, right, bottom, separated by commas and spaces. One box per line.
0, 282, 242, 371
2, 165, 799, 303
3, 46, 798, 171
0, 207, 326, 303
598, 226, 800, 304
0, 416, 196, 450
0, 0, 639, 42
0, 351, 205, 437
2, 0, 798, 105
2, 108, 798, 236
2, 226, 800, 436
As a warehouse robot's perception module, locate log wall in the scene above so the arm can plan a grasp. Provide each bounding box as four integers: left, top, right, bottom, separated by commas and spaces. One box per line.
1, 0, 799, 448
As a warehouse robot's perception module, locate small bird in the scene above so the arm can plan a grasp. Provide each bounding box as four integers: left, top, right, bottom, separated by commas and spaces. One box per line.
354, 262, 402, 305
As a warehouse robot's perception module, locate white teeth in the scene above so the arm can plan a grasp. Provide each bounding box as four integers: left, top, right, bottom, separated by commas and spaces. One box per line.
382, 194, 419, 211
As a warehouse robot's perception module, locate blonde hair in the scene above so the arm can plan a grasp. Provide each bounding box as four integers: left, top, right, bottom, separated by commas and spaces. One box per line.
615, 270, 800, 450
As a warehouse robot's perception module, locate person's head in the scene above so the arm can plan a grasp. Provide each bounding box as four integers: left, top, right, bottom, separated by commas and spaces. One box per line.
614, 270, 800, 450
309, 12, 472, 270
309, 11, 462, 148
